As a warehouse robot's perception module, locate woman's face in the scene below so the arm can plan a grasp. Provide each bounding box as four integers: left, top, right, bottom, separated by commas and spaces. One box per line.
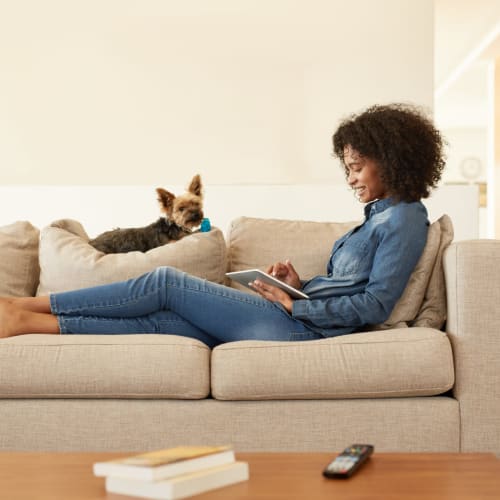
343, 145, 389, 203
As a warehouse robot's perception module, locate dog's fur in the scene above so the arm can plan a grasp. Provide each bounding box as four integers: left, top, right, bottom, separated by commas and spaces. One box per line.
89, 175, 204, 254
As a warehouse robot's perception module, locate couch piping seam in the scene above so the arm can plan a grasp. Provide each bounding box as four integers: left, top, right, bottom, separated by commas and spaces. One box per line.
213, 335, 448, 352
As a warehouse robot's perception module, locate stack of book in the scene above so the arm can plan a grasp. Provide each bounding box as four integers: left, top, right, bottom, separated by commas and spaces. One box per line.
93, 445, 249, 499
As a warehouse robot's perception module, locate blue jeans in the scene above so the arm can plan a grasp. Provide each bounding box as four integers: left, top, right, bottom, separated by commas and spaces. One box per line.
50, 266, 323, 348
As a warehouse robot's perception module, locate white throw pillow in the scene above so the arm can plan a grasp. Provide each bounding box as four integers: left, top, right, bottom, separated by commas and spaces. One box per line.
37, 219, 227, 295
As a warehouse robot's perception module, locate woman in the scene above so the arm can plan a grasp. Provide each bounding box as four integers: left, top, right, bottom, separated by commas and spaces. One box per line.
0, 103, 445, 345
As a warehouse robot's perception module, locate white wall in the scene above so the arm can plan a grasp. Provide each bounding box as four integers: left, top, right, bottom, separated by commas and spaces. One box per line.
434, 57, 494, 239
0, 184, 478, 242
0, 0, 434, 187
440, 128, 488, 183
434, 0, 500, 91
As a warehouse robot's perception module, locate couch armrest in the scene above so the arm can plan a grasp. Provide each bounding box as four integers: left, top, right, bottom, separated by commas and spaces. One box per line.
444, 240, 500, 453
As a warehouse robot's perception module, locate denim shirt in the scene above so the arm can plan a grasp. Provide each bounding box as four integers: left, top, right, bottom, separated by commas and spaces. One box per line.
292, 197, 429, 337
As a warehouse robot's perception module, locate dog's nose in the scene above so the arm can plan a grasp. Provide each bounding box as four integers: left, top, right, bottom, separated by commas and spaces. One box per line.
189, 210, 203, 221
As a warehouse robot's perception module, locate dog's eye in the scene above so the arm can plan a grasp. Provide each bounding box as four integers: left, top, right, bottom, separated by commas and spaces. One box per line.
179, 207, 184, 212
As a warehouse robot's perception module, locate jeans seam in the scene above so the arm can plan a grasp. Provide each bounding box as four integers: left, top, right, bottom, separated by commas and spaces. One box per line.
167, 281, 278, 311
59, 316, 159, 333
49, 294, 58, 314
57, 316, 69, 334
54, 289, 163, 315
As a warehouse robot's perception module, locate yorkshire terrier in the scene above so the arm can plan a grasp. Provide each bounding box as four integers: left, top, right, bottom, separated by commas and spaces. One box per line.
89, 174, 204, 254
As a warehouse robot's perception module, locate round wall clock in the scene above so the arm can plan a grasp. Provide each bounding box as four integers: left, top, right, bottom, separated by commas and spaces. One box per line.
459, 157, 482, 181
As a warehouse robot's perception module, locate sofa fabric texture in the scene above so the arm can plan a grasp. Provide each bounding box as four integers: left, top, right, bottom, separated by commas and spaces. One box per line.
227, 216, 359, 282
36, 219, 227, 295
0, 398, 459, 452
2, 213, 498, 455
0, 334, 210, 399
0, 221, 40, 297
211, 328, 454, 400
444, 240, 500, 454
411, 214, 454, 328
0, 396, 460, 454
4, 216, 454, 404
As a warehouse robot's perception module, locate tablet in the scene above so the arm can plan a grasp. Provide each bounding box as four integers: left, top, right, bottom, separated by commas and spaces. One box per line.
226, 269, 310, 300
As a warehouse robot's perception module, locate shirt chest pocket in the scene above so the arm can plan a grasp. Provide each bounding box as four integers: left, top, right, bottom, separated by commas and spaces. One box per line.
329, 237, 371, 278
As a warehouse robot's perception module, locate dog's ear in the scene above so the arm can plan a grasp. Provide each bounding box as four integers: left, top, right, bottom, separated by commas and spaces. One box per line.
156, 188, 175, 213
187, 174, 203, 197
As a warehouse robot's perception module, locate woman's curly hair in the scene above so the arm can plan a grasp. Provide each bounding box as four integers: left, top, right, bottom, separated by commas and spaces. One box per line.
332, 103, 446, 202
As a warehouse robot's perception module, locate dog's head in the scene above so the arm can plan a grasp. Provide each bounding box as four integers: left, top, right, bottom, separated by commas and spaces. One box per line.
156, 174, 204, 231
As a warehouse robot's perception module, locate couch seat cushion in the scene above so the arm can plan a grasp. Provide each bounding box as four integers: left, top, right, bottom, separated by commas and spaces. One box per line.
211, 328, 454, 400
0, 334, 210, 399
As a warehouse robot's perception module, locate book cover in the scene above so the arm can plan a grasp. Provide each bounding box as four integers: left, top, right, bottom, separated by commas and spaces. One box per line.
94, 445, 235, 481
105, 461, 249, 500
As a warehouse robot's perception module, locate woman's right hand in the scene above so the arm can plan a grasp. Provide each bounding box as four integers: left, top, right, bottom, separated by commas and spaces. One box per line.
266, 260, 302, 290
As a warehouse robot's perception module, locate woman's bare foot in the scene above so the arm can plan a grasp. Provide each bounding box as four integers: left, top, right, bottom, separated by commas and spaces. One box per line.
0, 302, 60, 338
0, 302, 24, 338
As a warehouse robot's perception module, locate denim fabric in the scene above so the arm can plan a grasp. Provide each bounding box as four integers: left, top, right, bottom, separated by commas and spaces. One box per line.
50, 267, 323, 348
293, 197, 429, 337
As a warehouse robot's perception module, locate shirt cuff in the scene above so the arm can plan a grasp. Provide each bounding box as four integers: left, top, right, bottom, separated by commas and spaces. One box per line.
291, 299, 309, 320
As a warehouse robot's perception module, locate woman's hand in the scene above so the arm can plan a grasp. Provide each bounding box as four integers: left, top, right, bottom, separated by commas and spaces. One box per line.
250, 280, 294, 313
266, 260, 301, 290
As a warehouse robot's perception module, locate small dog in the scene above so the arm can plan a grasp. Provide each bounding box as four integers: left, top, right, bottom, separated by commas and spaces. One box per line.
89, 175, 204, 254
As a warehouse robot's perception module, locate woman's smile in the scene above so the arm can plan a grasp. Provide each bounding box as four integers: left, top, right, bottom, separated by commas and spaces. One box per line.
343, 145, 388, 203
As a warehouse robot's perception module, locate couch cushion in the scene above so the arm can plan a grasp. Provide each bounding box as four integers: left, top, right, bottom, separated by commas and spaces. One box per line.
377, 214, 453, 330
37, 219, 227, 295
411, 215, 454, 327
0, 221, 40, 297
227, 216, 359, 286
227, 215, 453, 330
211, 328, 454, 400
0, 334, 210, 399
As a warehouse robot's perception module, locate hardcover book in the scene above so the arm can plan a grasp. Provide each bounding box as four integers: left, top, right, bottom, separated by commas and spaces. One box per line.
93, 445, 235, 481
105, 461, 249, 500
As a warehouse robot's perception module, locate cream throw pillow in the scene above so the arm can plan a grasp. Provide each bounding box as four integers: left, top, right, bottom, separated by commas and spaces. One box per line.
0, 221, 40, 297
411, 215, 454, 328
37, 219, 227, 295
377, 214, 453, 330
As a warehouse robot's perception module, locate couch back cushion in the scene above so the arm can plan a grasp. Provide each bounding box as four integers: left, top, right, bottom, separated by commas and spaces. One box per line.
227, 217, 359, 283
227, 215, 453, 330
37, 219, 227, 295
0, 221, 40, 297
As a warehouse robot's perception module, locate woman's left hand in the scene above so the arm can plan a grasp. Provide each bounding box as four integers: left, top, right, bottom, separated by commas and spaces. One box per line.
250, 280, 294, 313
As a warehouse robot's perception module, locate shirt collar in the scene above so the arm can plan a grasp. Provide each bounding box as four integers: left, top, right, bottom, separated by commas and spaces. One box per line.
363, 197, 396, 219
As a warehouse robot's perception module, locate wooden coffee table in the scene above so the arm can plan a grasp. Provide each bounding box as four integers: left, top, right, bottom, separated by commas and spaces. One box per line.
1, 452, 499, 499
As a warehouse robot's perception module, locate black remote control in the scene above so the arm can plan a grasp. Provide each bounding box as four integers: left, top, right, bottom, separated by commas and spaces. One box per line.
322, 444, 374, 479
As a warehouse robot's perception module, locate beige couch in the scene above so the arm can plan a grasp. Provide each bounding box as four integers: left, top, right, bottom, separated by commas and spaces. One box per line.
0, 216, 499, 455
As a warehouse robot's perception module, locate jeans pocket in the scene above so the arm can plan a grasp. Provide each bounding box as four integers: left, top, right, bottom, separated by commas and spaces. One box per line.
288, 331, 323, 342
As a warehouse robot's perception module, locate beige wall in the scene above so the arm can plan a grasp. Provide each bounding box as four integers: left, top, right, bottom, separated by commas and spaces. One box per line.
0, 0, 434, 186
